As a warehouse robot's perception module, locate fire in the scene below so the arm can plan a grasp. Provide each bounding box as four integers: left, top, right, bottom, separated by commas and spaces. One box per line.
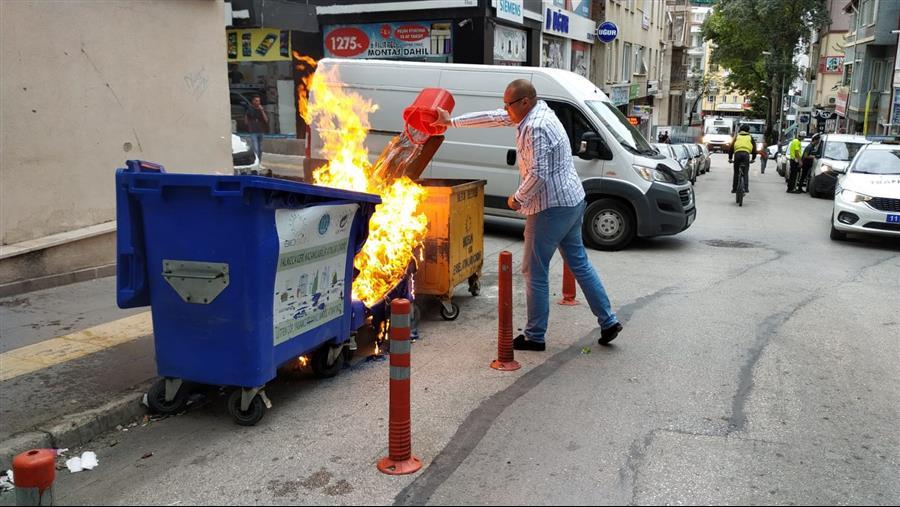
296, 55, 428, 307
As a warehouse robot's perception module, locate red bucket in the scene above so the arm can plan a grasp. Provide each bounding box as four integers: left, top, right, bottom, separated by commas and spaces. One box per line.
403, 88, 455, 143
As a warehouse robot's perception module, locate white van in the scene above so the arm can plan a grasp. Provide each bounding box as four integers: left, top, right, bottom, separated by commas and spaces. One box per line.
309, 59, 696, 250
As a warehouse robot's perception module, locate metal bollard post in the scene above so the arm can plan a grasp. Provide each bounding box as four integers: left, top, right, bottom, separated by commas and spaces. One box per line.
558, 262, 579, 306
12, 449, 55, 506
491, 251, 520, 371
377, 298, 422, 475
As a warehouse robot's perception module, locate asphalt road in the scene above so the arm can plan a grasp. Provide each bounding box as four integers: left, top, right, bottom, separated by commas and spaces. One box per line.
49, 154, 900, 505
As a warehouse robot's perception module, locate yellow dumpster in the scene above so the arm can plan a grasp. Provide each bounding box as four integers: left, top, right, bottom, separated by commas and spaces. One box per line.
414, 179, 486, 320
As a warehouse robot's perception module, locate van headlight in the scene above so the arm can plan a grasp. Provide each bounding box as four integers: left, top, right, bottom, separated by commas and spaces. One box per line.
841, 190, 873, 203
702, 136, 708, 144
633, 164, 675, 183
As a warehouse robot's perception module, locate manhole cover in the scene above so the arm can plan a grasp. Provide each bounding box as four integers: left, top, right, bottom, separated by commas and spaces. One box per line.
702, 239, 756, 248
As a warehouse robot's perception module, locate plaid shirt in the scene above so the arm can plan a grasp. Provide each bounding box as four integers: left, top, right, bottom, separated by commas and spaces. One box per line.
451, 100, 585, 215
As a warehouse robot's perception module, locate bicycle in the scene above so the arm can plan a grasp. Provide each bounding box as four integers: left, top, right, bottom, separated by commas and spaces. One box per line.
735, 159, 748, 206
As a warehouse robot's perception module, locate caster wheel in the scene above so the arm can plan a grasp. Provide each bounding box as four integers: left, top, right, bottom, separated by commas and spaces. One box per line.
439, 302, 460, 321
227, 390, 266, 426
468, 275, 481, 296
147, 379, 188, 415
311, 344, 345, 378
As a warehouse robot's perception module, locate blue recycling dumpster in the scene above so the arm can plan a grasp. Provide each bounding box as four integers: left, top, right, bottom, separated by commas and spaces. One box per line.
116, 160, 380, 425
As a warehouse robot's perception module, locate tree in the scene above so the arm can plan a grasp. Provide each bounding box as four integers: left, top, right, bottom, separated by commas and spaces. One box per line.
702, 0, 829, 143
687, 74, 715, 126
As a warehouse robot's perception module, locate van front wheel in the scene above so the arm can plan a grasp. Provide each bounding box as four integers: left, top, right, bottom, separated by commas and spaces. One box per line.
583, 199, 635, 251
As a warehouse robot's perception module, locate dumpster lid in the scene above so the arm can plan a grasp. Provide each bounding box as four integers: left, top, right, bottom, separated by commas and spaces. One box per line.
120, 160, 381, 204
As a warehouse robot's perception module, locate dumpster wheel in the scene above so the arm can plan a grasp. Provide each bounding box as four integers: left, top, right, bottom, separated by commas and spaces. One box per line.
468, 274, 481, 296
227, 389, 267, 426
147, 378, 189, 416
439, 301, 460, 321
311, 344, 345, 378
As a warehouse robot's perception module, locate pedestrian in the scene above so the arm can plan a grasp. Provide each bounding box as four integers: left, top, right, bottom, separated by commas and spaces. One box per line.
658, 130, 670, 144
799, 133, 821, 193
431, 79, 622, 349
244, 94, 268, 162
787, 134, 803, 193
759, 140, 768, 174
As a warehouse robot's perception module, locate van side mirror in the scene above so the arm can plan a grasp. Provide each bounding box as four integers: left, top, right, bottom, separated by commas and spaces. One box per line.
578, 132, 612, 161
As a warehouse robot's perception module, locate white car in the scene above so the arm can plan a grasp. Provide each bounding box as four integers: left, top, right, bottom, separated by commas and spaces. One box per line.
231, 134, 261, 175
831, 143, 900, 241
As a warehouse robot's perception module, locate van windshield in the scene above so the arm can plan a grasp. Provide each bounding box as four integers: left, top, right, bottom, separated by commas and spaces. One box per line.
705, 126, 732, 135
739, 123, 765, 134
585, 100, 655, 155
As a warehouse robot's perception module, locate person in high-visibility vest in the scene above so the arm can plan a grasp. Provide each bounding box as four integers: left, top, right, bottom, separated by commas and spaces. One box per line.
728, 125, 757, 194
787, 134, 803, 193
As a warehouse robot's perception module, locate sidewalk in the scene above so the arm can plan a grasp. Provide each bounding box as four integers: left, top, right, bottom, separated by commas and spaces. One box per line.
0, 278, 152, 467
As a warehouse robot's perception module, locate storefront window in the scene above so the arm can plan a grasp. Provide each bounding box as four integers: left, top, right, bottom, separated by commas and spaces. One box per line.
494, 25, 528, 66
542, 36, 567, 70
571, 41, 589, 77
227, 28, 296, 136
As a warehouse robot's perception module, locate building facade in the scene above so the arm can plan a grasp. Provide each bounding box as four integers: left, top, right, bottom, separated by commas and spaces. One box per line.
0, 0, 232, 295
839, 0, 899, 135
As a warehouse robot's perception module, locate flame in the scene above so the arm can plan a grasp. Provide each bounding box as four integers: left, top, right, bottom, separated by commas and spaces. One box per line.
296, 55, 428, 307
297, 355, 309, 368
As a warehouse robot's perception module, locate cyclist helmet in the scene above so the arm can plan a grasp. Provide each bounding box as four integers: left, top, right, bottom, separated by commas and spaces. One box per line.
739, 125, 750, 133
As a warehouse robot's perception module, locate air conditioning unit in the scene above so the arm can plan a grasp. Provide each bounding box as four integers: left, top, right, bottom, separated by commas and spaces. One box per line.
828, 97, 836, 105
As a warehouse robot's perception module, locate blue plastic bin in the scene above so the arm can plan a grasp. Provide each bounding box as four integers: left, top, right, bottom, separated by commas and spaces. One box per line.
116, 160, 380, 413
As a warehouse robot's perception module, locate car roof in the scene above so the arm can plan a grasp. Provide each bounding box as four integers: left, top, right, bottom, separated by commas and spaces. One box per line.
821, 134, 870, 143
859, 143, 900, 151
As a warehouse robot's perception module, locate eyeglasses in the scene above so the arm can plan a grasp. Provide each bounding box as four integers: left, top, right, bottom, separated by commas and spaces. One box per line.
503, 95, 530, 109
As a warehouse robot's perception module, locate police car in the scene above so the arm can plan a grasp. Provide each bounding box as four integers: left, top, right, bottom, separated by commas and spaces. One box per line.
831, 142, 900, 241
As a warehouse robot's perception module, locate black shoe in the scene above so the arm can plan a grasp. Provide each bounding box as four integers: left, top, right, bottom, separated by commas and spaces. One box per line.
598, 322, 623, 345
513, 334, 546, 351
731, 190, 736, 193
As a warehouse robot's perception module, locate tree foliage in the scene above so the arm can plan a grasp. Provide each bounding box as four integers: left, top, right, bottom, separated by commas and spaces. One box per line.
702, 0, 830, 139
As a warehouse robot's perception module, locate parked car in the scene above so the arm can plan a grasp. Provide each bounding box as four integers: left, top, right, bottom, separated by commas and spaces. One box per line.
698, 144, 711, 173
830, 143, 900, 241
808, 134, 870, 198
650, 143, 690, 185
232, 134, 261, 174
685, 144, 703, 181
671, 144, 697, 184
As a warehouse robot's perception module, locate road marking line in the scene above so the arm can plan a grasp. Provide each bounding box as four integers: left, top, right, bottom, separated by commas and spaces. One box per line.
0, 312, 152, 382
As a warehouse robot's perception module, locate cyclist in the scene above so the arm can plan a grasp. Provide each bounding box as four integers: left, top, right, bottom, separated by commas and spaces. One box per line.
728, 124, 756, 194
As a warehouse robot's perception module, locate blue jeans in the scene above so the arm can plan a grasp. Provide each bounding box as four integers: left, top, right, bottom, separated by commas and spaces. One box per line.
248, 134, 264, 161
522, 201, 618, 343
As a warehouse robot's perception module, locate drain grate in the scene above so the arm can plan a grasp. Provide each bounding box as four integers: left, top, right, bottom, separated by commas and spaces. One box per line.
702, 239, 757, 248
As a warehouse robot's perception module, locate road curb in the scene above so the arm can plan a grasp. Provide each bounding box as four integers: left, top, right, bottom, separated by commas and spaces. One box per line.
0, 381, 153, 469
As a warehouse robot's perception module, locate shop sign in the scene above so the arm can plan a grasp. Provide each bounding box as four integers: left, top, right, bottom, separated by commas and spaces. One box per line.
496, 0, 524, 25
227, 29, 291, 62
647, 80, 659, 95
610, 86, 629, 106
632, 105, 652, 119
494, 24, 528, 63
596, 22, 618, 44
818, 56, 844, 74
813, 109, 838, 120
323, 22, 452, 60
629, 83, 640, 100
627, 116, 641, 126
543, 2, 596, 43
835, 87, 849, 115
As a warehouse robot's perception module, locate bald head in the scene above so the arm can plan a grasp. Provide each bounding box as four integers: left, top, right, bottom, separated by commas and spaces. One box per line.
506, 79, 536, 100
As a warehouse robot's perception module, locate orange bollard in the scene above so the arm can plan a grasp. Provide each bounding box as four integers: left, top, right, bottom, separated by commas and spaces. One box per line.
558, 262, 579, 306
12, 449, 55, 505
377, 298, 422, 475
491, 251, 520, 371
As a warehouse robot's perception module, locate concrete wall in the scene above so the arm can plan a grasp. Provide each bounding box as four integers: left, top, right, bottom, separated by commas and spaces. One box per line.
0, 0, 232, 246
